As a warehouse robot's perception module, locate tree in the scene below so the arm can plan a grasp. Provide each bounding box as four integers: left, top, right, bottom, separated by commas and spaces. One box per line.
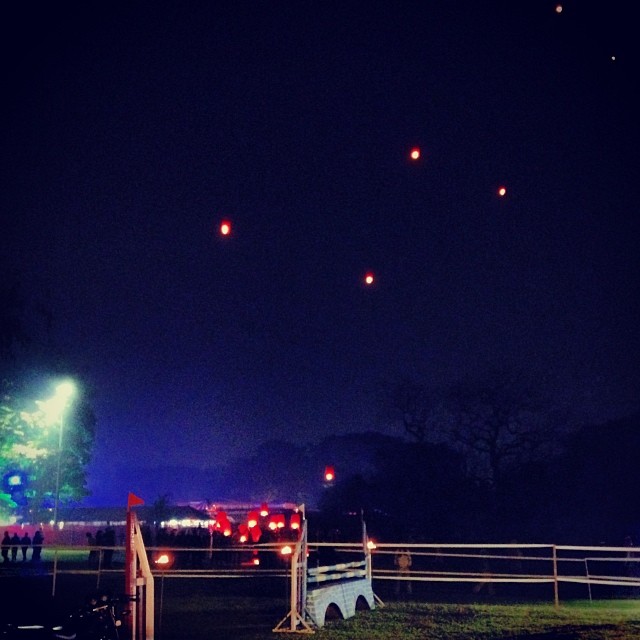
389, 379, 446, 444
444, 368, 567, 488
0, 383, 95, 520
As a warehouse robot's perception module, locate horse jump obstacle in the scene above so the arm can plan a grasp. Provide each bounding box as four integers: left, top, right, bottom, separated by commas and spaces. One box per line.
273, 519, 381, 633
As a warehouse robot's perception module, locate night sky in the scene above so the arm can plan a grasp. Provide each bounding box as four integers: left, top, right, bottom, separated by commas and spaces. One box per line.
2, 1, 638, 505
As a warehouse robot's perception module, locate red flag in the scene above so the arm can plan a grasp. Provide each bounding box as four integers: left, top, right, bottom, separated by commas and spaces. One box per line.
127, 492, 144, 509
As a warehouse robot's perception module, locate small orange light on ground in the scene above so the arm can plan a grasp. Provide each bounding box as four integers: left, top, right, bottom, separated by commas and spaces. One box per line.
153, 550, 174, 569
367, 539, 377, 550
281, 545, 293, 556
410, 147, 421, 160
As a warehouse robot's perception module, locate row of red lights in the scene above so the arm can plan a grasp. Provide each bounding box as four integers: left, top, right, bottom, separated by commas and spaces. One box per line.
210, 507, 303, 543
207, 472, 337, 542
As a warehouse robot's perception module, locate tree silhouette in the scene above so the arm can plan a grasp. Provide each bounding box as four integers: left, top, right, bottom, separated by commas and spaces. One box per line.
445, 368, 566, 488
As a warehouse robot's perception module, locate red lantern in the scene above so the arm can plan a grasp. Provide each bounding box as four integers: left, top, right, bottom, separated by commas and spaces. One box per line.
260, 502, 269, 517
290, 513, 301, 530
248, 510, 259, 528
250, 526, 262, 543
324, 466, 335, 482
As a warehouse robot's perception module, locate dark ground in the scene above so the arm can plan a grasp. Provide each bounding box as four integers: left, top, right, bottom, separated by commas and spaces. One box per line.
0, 565, 299, 640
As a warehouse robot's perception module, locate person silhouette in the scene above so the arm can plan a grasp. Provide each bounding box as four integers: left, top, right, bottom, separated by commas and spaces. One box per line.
20, 531, 31, 561
1, 531, 10, 563
10, 532, 20, 562
32, 529, 44, 561
394, 548, 413, 598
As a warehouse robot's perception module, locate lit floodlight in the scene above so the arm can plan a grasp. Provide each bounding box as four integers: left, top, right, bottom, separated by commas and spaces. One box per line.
55, 381, 76, 400
38, 380, 76, 426
36, 379, 77, 526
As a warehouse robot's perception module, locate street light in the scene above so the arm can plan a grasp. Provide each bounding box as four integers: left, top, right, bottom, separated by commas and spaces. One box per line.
38, 380, 76, 525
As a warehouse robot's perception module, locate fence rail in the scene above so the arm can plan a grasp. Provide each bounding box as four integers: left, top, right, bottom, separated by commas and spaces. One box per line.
3, 541, 640, 605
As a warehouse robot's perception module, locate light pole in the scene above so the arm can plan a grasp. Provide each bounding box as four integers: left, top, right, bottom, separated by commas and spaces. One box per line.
39, 380, 76, 525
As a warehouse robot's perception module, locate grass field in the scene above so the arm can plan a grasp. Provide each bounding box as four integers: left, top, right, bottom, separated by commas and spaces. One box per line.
157, 594, 640, 639
150, 576, 640, 639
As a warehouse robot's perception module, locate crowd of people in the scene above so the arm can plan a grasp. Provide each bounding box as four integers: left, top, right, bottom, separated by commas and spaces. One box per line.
85, 526, 117, 568
1, 529, 44, 563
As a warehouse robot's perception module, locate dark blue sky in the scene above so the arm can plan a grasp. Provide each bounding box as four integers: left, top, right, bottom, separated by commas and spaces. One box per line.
2, 1, 638, 505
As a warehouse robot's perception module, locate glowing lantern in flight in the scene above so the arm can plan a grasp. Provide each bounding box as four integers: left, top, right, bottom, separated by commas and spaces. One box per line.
250, 526, 262, 543
248, 510, 259, 528
497, 186, 507, 197
324, 466, 335, 482
219, 220, 232, 236
214, 511, 225, 530
238, 523, 249, 543
409, 147, 421, 160
269, 514, 285, 529
364, 272, 374, 285
260, 502, 269, 517
290, 513, 301, 530
555, 4, 562, 13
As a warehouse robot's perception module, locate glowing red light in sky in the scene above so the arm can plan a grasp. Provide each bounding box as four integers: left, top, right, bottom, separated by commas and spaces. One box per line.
498, 186, 507, 197
555, 4, 563, 13
364, 272, 374, 285
219, 220, 231, 236
410, 147, 421, 160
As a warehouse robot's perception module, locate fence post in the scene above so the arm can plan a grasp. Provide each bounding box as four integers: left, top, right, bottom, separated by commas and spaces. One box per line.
552, 545, 559, 608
